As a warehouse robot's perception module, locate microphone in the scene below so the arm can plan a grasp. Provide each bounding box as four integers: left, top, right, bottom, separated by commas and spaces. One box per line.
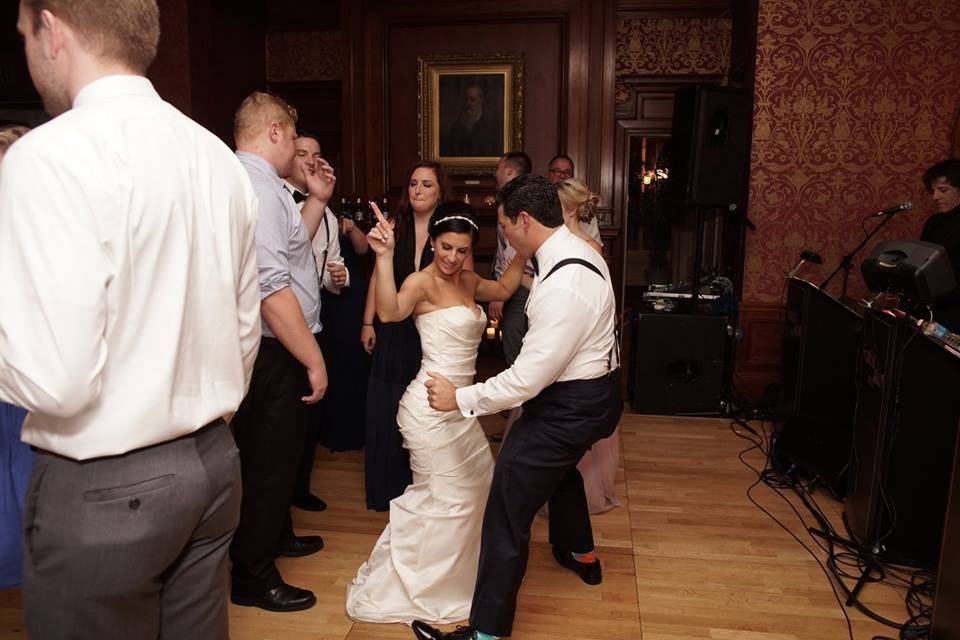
871, 201, 912, 217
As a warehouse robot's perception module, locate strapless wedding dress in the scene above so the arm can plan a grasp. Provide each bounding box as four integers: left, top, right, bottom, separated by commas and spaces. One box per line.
346, 305, 494, 624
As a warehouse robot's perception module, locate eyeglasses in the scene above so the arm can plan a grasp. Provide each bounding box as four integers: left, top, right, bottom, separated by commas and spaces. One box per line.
549, 167, 574, 178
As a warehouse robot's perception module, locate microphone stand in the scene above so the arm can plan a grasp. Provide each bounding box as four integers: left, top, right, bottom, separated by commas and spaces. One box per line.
820, 212, 898, 298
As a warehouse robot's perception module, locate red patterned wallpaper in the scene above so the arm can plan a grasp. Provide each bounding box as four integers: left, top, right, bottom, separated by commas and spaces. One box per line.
743, 0, 960, 304
616, 17, 732, 75
266, 30, 343, 82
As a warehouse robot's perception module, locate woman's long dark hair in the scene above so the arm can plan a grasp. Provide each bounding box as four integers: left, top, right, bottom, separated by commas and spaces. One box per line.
391, 161, 449, 286
393, 161, 449, 229
429, 201, 479, 246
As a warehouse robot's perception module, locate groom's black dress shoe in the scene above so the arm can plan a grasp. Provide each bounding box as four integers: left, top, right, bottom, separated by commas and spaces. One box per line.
293, 493, 328, 511
553, 546, 602, 585
230, 583, 317, 612
277, 535, 324, 557
411, 621, 476, 639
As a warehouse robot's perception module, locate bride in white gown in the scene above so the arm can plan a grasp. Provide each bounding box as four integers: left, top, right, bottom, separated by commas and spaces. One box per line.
346, 201, 526, 625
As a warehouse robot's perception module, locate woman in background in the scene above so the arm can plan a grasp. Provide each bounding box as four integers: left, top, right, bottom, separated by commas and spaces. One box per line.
319, 210, 371, 452
0, 124, 34, 589
556, 178, 621, 514
362, 162, 465, 511
558, 177, 603, 251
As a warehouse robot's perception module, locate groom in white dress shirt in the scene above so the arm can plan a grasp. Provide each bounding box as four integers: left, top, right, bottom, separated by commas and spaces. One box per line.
416, 174, 622, 640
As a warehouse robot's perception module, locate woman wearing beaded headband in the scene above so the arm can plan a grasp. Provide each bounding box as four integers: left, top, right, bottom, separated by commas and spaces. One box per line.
346, 200, 528, 626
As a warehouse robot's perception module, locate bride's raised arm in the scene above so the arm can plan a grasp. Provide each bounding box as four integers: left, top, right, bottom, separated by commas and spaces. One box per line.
472, 254, 526, 303
368, 202, 426, 323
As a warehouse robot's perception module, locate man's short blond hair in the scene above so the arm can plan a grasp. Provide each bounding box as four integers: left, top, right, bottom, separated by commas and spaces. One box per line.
233, 92, 299, 147
24, 0, 160, 73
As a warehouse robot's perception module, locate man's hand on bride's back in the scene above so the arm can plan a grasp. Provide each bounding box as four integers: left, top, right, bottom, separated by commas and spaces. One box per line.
366, 201, 395, 256
425, 372, 459, 412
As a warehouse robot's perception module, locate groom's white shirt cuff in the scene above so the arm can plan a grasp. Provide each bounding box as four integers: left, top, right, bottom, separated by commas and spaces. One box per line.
455, 285, 598, 418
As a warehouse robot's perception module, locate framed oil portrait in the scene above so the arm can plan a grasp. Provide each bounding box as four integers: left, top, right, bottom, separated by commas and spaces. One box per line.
418, 53, 524, 174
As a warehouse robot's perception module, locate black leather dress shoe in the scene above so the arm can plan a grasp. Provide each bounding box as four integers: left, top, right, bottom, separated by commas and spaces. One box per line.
277, 535, 324, 557
230, 582, 317, 612
552, 546, 602, 585
411, 621, 476, 639
293, 493, 328, 511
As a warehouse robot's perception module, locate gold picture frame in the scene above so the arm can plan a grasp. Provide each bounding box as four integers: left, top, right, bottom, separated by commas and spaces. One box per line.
418, 53, 524, 174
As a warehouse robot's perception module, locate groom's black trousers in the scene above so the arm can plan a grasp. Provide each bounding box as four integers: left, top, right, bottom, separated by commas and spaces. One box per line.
470, 371, 623, 637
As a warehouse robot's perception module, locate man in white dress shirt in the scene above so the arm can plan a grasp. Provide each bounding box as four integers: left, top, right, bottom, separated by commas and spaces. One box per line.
415, 174, 622, 640
283, 131, 346, 513
0, 1, 260, 638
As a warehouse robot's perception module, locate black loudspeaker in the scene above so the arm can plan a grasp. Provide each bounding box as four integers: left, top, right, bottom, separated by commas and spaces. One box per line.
773, 278, 862, 496
631, 313, 728, 415
933, 424, 960, 638
845, 318, 960, 568
669, 86, 753, 207
845, 309, 904, 549
862, 239, 957, 303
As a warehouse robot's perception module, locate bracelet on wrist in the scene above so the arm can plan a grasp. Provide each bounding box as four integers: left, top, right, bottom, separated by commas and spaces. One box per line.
362, 322, 374, 326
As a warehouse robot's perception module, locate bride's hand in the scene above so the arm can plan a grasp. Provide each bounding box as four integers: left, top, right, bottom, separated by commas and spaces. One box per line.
366, 202, 395, 256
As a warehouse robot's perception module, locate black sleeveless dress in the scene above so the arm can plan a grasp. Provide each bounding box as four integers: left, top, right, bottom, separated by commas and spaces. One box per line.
364, 215, 434, 511
319, 234, 370, 452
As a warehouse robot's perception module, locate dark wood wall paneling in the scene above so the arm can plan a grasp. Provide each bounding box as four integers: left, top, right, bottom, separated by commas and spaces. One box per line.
734, 303, 782, 401
341, 0, 616, 277
150, 0, 268, 145
384, 20, 563, 191
0, 3, 38, 110
0, 1, 267, 144
187, 1, 267, 145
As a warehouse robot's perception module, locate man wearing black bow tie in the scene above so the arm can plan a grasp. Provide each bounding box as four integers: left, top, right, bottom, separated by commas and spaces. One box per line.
282, 132, 348, 513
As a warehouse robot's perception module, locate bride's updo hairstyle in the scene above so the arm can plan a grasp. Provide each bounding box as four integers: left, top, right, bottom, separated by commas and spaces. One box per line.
428, 201, 480, 245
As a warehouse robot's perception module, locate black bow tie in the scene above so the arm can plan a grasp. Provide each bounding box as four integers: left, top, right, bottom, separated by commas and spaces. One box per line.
531, 256, 539, 276
292, 189, 307, 204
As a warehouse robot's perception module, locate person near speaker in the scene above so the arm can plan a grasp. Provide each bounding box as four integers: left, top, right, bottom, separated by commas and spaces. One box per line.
556, 178, 621, 515
920, 158, 960, 332
414, 174, 622, 640
496, 177, 620, 515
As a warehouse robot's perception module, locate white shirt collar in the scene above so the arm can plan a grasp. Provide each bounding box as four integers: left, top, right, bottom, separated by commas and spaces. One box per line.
533, 225, 573, 277
282, 179, 308, 197
73, 75, 159, 109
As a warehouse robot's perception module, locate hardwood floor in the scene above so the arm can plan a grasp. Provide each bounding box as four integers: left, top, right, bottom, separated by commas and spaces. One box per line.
0, 412, 911, 639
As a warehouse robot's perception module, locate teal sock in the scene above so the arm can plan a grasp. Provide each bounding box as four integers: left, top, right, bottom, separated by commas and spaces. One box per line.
474, 633, 499, 640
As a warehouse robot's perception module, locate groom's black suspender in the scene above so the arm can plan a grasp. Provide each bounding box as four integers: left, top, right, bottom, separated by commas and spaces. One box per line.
539, 258, 620, 373
540, 257, 602, 282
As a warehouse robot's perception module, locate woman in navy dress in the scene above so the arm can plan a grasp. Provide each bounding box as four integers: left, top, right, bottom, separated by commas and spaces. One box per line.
361, 162, 457, 511
320, 214, 371, 452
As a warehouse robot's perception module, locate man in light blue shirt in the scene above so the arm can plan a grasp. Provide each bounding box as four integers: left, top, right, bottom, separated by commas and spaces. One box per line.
229, 92, 336, 613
